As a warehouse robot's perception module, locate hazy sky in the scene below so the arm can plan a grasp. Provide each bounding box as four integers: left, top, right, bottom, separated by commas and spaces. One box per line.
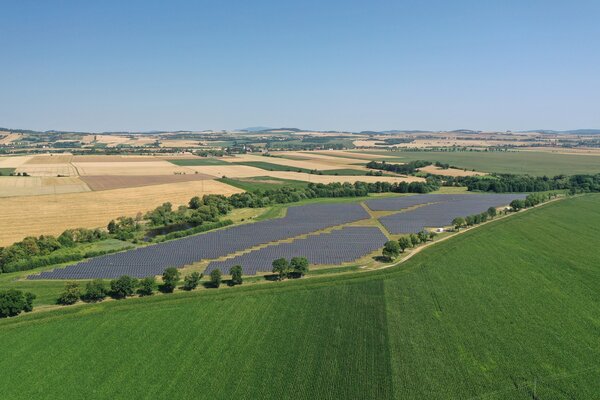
1, 0, 599, 132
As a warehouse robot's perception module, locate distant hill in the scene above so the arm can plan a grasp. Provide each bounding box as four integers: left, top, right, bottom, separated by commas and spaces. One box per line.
521, 129, 600, 135
239, 127, 273, 132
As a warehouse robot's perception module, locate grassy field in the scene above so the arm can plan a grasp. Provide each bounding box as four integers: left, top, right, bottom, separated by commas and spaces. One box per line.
0, 167, 15, 175
234, 160, 314, 173
168, 158, 231, 166
356, 150, 600, 176
0, 195, 599, 398
218, 176, 309, 191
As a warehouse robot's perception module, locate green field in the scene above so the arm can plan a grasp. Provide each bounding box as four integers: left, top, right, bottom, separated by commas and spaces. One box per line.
1, 196, 599, 398
0, 167, 15, 176
168, 158, 231, 166
357, 150, 600, 176
218, 176, 309, 191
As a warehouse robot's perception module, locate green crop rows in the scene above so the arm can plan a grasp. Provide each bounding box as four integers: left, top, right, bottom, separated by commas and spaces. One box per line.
1, 195, 599, 398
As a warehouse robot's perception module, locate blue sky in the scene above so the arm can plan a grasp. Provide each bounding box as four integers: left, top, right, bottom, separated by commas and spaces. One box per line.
1, 0, 599, 132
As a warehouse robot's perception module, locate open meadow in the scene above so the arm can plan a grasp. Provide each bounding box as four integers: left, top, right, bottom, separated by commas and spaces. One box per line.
352, 149, 600, 176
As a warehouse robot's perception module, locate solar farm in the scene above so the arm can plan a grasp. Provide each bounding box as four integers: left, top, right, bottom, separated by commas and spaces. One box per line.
205, 226, 388, 275
28, 203, 371, 279
26, 193, 529, 279
368, 193, 527, 234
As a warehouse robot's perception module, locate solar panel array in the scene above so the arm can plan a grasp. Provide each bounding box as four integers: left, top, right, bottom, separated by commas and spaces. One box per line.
28, 203, 370, 280
205, 226, 387, 275
378, 193, 527, 234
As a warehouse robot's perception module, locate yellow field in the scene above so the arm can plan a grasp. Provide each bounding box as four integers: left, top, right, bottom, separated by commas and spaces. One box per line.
418, 165, 486, 177
72, 161, 193, 176
271, 151, 368, 166
0, 155, 34, 168
185, 164, 268, 178
16, 163, 78, 177
0, 176, 91, 197
263, 171, 424, 184
25, 154, 74, 164
0, 179, 242, 246
228, 154, 361, 170
0, 133, 21, 144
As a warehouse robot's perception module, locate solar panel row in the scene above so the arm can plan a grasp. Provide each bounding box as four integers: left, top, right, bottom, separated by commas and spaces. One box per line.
28, 203, 370, 280
377, 193, 527, 234
205, 226, 387, 275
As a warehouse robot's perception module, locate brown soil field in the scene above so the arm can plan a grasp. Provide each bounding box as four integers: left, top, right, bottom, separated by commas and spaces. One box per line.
25, 154, 74, 164
73, 161, 193, 176
81, 174, 214, 191
16, 163, 78, 177
0, 180, 242, 246
418, 165, 486, 177
0, 176, 91, 197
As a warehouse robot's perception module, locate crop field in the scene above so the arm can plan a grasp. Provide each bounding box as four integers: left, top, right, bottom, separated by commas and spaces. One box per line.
205, 226, 387, 275
1, 195, 599, 398
354, 150, 600, 176
72, 161, 193, 176
168, 158, 232, 166
80, 174, 214, 191
418, 164, 485, 176
0, 176, 91, 197
230, 154, 354, 171
29, 203, 371, 279
0, 180, 242, 246
16, 163, 78, 177
218, 176, 309, 191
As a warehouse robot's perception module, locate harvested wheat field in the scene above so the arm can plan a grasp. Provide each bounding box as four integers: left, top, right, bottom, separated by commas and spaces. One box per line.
316, 150, 393, 160
25, 154, 73, 164
73, 161, 193, 176
0, 176, 91, 197
80, 174, 214, 191
264, 171, 424, 184
271, 151, 368, 166
185, 164, 267, 178
419, 165, 486, 177
228, 154, 354, 171
16, 163, 78, 177
72, 155, 162, 162
0, 180, 242, 246
159, 139, 202, 147
0, 155, 35, 168
0, 133, 21, 144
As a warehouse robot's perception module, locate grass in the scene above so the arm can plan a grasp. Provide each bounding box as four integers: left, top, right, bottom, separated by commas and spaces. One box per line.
168, 158, 230, 166
356, 150, 600, 176
0, 196, 599, 398
0, 168, 15, 176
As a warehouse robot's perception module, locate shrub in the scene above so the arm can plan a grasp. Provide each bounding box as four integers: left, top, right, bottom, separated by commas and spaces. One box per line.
210, 269, 222, 288
0, 289, 35, 318
81, 279, 107, 303
138, 277, 156, 296
110, 275, 138, 299
230, 265, 243, 285
183, 272, 202, 291
161, 268, 180, 293
57, 282, 81, 305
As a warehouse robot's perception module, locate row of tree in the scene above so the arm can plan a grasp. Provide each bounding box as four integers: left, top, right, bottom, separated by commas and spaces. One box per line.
0, 228, 109, 273
0, 289, 36, 318
56, 268, 205, 305
382, 231, 437, 261
366, 160, 432, 175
